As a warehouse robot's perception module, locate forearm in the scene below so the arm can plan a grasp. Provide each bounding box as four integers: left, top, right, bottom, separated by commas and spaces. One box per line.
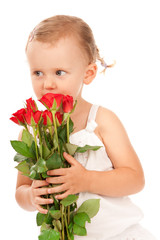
86, 167, 145, 197
15, 185, 36, 211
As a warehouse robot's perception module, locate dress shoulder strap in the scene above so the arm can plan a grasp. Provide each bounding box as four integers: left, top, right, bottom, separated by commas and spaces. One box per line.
87, 105, 99, 122
85, 105, 99, 133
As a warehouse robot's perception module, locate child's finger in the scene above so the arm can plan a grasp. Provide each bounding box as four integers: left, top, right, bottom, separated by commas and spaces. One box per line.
36, 204, 48, 214
32, 180, 49, 188
34, 187, 51, 196
63, 152, 77, 165
35, 196, 53, 205
47, 183, 68, 194
47, 168, 66, 176
55, 190, 71, 200
46, 176, 65, 185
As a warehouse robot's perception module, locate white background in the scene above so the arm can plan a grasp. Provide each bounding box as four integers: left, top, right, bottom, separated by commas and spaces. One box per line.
0, 0, 159, 239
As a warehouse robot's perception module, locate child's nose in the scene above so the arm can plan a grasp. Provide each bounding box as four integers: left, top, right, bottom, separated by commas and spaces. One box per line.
44, 76, 56, 90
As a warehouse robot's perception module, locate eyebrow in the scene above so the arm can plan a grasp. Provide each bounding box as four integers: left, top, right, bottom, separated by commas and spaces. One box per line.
30, 66, 72, 71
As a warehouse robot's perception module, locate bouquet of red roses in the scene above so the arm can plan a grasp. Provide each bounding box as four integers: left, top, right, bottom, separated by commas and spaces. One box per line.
10, 93, 100, 240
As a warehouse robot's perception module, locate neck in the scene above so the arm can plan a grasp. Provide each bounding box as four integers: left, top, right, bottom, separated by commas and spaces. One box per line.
70, 97, 92, 133
72, 97, 88, 116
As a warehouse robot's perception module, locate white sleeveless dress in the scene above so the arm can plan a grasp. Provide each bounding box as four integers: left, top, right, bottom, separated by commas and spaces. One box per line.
69, 105, 156, 240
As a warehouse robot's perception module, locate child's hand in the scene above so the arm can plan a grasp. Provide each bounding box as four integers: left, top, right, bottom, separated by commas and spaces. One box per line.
29, 180, 53, 214
46, 152, 88, 199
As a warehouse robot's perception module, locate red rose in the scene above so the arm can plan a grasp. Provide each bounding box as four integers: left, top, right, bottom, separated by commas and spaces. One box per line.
26, 98, 38, 112
62, 95, 73, 113
34, 111, 42, 124
25, 110, 42, 125
42, 110, 53, 126
10, 108, 26, 125
39, 93, 63, 110
24, 110, 32, 125
55, 112, 63, 126
10, 116, 20, 125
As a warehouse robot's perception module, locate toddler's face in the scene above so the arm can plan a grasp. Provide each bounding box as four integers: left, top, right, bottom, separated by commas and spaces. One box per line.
26, 36, 90, 101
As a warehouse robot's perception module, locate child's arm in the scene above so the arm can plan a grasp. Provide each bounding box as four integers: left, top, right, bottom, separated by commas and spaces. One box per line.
85, 107, 145, 197
46, 107, 145, 199
15, 172, 52, 214
15, 130, 53, 214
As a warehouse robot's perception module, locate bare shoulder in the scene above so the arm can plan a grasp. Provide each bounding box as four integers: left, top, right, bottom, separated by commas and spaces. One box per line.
95, 106, 131, 157
96, 106, 126, 136
96, 106, 142, 170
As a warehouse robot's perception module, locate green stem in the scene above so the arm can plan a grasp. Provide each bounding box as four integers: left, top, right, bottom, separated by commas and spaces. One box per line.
47, 194, 50, 211
67, 115, 70, 143
37, 125, 42, 158
25, 124, 29, 132
33, 126, 39, 161
66, 116, 71, 226
68, 206, 70, 225
61, 204, 65, 240
48, 126, 53, 138
52, 111, 60, 154
64, 207, 71, 240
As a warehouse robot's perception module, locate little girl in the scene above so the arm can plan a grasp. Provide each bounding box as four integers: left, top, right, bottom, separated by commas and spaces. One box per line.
16, 15, 156, 239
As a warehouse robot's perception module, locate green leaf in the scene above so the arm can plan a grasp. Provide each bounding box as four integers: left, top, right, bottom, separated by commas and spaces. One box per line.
29, 165, 40, 179
22, 129, 34, 147
73, 223, 87, 236
65, 143, 78, 156
42, 171, 50, 178
69, 232, 74, 240
42, 145, 51, 159
52, 196, 60, 210
29, 141, 37, 160
49, 210, 61, 220
46, 152, 62, 170
69, 118, 74, 134
40, 222, 52, 232
52, 219, 62, 231
43, 131, 52, 150
29, 169, 37, 179
73, 212, 90, 228
15, 161, 30, 175
41, 208, 55, 225
76, 145, 102, 153
58, 125, 67, 143
63, 113, 69, 122
10, 140, 35, 158
36, 212, 46, 226
77, 199, 100, 218
36, 158, 48, 173
59, 140, 66, 163
68, 221, 73, 232
53, 132, 58, 149
70, 202, 77, 212
52, 99, 57, 111
60, 194, 78, 207
38, 229, 60, 240
14, 153, 28, 162
58, 119, 73, 142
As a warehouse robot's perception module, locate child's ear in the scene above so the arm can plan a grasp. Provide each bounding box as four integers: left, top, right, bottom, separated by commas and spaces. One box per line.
83, 63, 97, 85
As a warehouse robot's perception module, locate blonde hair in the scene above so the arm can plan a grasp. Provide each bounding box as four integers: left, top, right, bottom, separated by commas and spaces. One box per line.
26, 15, 115, 71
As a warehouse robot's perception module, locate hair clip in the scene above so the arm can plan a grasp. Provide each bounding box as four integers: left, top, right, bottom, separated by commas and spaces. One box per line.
101, 61, 108, 70
100, 60, 116, 74
100, 60, 108, 74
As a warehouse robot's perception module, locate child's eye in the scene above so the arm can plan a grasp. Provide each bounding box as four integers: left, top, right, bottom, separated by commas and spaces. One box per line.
56, 70, 66, 76
34, 71, 43, 76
